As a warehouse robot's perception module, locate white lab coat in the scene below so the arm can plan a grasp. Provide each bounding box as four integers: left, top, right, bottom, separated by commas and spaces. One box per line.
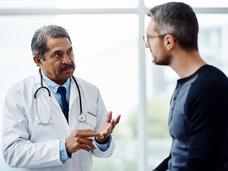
1, 73, 115, 171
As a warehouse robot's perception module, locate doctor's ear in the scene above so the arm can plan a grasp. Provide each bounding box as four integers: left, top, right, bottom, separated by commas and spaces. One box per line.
33, 56, 44, 67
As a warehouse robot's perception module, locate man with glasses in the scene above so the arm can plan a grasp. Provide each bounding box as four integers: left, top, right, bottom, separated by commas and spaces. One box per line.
145, 2, 228, 171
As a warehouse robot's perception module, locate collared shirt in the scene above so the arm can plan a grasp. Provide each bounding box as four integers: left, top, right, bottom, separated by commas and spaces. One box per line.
41, 70, 71, 107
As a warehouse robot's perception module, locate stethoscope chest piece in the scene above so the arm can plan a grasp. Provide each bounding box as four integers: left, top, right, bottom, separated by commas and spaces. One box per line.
77, 113, 87, 122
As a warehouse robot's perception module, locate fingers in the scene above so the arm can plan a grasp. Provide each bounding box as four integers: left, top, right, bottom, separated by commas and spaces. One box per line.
96, 132, 105, 140
93, 113, 121, 143
76, 129, 99, 138
114, 114, 121, 126
79, 144, 94, 152
106, 111, 121, 124
66, 129, 99, 154
78, 137, 93, 145
77, 137, 96, 151
111, 120, 115, 129
106, 111, 112, 122
110, 114, 121, 129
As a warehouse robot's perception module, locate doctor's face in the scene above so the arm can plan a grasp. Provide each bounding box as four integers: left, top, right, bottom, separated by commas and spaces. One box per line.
40, 37, 75, 85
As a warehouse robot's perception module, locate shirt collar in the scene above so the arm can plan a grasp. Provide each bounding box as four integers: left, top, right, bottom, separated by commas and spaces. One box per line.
41, 70, 71, 94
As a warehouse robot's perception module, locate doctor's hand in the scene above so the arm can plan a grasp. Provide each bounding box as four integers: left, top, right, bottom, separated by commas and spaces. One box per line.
95, 111, 121, 143
65, 129, 99, 154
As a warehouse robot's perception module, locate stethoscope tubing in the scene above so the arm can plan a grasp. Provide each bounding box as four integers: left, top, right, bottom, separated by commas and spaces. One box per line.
72, 76, 82, 114
34, 69, 51, 98
34, 69, 83, 114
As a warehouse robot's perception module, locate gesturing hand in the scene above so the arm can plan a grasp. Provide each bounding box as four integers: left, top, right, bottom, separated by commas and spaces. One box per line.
95, 111, 121, 143
65, 129, 99, 154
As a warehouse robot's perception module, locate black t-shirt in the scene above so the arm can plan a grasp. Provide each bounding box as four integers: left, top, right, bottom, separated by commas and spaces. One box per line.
154, 64, 228, 171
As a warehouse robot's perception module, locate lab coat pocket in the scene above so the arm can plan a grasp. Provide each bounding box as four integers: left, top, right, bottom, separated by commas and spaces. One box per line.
86, 111, 97, 128
79, 111, 96, 129
34, 91, 52, 125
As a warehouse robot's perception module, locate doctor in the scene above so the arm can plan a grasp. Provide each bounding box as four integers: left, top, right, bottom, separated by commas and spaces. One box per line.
2, 25, 121, 171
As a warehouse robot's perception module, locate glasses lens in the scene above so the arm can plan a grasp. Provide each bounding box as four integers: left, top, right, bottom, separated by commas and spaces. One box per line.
143, 35, 148, 43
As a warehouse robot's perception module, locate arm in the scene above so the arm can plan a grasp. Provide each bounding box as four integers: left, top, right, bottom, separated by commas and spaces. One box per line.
2, 89, 63, 168
184, 80, 228, 171
92, 90, 120, 157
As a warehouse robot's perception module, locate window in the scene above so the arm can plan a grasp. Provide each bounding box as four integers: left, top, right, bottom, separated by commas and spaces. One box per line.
146, 0, 228, 8
0, 1, 228, 171
0, 0, 137, 8
0, 14, 138, 171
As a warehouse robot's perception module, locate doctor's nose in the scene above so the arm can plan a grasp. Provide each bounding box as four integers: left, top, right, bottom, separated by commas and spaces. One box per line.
62, 53, 73, 64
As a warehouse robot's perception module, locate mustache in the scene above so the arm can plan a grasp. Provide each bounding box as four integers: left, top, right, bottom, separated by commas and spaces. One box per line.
59, 63, 75, 72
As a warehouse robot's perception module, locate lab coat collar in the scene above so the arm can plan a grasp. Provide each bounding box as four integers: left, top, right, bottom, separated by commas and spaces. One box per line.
40, 70, 71, 94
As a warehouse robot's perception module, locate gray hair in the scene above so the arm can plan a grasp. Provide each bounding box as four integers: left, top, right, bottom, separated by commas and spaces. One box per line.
147, 2, 199, 50
31, 25, 72, 59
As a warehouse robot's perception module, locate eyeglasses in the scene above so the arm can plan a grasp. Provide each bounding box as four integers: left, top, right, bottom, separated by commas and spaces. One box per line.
143, 34, 167, 43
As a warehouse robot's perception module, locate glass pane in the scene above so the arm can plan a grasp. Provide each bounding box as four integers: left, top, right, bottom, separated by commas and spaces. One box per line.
198, 14, 228, 74
0, 14, 138, 171
145, 14, 228, 170
0, 0, 137, 8
145, 0, 228, 8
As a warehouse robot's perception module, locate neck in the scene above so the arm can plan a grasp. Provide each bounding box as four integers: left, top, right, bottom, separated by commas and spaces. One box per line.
40, 69, 67, 85
170, 49, 206, 78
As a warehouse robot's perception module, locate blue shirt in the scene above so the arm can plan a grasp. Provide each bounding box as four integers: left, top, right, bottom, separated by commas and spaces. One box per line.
41, 71, 110, 163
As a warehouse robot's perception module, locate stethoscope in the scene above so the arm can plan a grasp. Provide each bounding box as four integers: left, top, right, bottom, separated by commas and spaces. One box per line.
34, 69, 87, 122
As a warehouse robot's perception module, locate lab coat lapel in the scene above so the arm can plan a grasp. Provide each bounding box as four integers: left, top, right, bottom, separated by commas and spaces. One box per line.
69, 76, 79, 110
68, 77, 81, 128
33, 72, 71, 132
34, 72, 41, 90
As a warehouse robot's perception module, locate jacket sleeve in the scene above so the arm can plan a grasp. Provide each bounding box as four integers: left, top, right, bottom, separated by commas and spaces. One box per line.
1, 87, 63, 168
92, 89, 115, 158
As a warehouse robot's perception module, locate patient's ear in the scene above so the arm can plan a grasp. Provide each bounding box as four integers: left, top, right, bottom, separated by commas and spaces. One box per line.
163, 34, 175, 51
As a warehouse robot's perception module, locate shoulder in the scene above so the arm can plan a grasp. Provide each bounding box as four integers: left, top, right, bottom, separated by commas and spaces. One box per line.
72, 76, 101, 95
191, 65, 228, 94
6, 74, 36, 99
74, 77, 99, 90
185, 65, 228, 119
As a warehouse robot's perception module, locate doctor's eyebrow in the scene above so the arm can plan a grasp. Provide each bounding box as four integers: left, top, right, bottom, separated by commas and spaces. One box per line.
51, 50, 64, 58
50, 47, 73, 59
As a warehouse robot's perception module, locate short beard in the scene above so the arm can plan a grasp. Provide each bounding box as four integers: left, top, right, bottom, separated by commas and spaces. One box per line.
153, 55, 171, 66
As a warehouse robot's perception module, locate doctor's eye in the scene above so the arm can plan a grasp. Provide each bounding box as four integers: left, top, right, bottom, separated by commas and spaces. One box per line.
52, 51, 64, 59
67, 48, 74, 57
